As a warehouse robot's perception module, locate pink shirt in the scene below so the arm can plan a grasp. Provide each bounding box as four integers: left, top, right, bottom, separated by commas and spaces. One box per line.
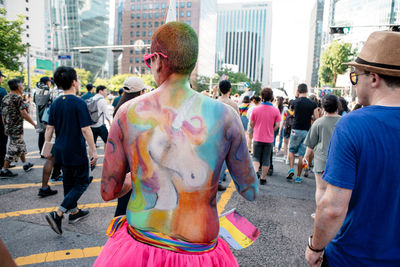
250, 103, 281, 143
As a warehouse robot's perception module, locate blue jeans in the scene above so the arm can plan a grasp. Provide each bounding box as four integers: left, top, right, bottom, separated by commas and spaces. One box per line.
219, 161, 227, 184
59, 164, 90, 213
278, 127, 284, 151
289, 129, 308, 156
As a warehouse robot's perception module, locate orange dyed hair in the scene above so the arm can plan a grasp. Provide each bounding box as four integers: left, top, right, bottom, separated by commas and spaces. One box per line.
151, 22, 198, 74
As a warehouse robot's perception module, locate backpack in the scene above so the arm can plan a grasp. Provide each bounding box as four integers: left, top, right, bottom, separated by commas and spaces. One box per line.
283, 111, 294, 135
85, 97, 102, 124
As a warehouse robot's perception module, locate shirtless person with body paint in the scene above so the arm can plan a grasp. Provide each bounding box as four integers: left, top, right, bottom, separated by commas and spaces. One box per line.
95, 22, 258, 267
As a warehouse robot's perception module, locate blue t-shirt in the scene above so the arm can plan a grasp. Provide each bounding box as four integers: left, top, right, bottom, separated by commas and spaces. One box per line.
81, 92, 94, 100
112, 95, 121, 107
48, 95, 93, 166
323, 105, 400, 266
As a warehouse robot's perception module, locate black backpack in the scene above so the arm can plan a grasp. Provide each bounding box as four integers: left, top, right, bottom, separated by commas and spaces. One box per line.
284, 111, 294, 135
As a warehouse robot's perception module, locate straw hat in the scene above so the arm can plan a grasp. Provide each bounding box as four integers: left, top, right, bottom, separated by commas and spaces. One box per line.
344, 31, 400, 77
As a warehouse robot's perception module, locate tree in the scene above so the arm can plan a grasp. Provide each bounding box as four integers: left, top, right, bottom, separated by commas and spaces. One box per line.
193, 75, 210, 93
75, 68, 93, 92
319, 41, 356, 87
141, 74, 157, 89
108, 74, 132, 92
0, 8, 27, 71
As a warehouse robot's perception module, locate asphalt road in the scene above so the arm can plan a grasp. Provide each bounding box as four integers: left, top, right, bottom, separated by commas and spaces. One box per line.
0, 124, 316, 267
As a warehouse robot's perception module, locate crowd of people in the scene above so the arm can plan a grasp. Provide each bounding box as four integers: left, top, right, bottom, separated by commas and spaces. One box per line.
0, 24, 399, 267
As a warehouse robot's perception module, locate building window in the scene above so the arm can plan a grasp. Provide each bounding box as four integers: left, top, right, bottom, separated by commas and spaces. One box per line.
131, 13, 134, 19
155, 3, 159, 9
141, 58, 145, 63
136, 31, 140, 37
143, 13, 146, 19
180, 2, 185, 8
148, 22, 152, 27
26, 25, 29, 29
161, 12, 165, 18
142, 31, 146, 37
136, 58, 139, 63
187, 2, 191, 8
131, 5, 135, 10
142, 22, 146, 28
26, 16, 29, 20
187, 11, 191, 17
26, 7, 29, 11
137, 13, 140, 18
141, 68, 145, 74
142, 49, 146, 54
161, 21, 164, 25
147, 40, 151, 44
161, 2, 166, 9
186, 20, 191, 25
130, 58, 133, 63
26, 33, 29, 37
148, 4, 152, 9
137, 22, 140, 28
130, 31, 134, 37
148, 31, 152, 37
130, 49, 134, 54
130, 40, 134, 45
155, 21, 159, 27
149, 13, 153, 18
143, 4, 147, 10
136, 51, 139, 55
180, 12, 184, 18
137, 4, 140, 10
130, 23, 134, 28
155, 12, 159, 18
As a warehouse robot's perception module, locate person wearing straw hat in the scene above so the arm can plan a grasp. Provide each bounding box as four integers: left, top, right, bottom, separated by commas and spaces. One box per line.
306, 31, 400, 267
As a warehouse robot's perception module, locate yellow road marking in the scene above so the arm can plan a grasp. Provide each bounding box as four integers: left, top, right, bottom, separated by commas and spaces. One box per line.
10, 163, 103, 170
26, 155, 104, 159
0, 202, 116, 219
0, 179, 101, 190
217, 180, 236, 215
9, 181, 237, 265
26, 150, 39, 156
15, 246, 104, 266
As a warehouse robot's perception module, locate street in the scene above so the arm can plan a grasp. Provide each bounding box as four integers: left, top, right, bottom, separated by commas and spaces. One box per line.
0, 124, 316, 267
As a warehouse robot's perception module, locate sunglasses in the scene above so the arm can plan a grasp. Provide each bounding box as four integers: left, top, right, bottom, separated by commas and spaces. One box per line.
143, 52, 168, 69
349, 71, 369, 85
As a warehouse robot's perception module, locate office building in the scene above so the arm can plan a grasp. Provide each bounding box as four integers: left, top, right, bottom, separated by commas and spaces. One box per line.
215, 2, 272, 85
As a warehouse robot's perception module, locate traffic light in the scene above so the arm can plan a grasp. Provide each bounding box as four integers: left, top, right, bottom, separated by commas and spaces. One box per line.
330, 26, 351, 34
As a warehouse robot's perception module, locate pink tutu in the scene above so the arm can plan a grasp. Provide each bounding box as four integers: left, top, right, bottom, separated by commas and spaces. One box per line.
94, 221, 238, 267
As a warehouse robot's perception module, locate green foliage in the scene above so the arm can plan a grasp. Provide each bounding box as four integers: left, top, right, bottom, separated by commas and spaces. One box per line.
107, 74, 133, 92
141, 74, 157, 89
75, 68, 93, 91
0, 8, 27, 71
93, 78, 110, 88
250, 81, 262, 95
193, 75, 210, 93
319, 41, 356, 87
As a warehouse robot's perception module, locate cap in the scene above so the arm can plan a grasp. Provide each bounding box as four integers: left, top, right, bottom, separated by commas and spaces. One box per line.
122, 76, 147, 93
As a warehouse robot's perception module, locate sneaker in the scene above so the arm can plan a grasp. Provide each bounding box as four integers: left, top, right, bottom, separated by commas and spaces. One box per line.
286, 169, 294, 181
267, 168, 273, 176
23, 163, 34, 172
217, 184, 227, 191
295, 176, 303, 183
45, 211, 63, 235
38, 186, 58, 197
0, 169, 18, 178
51, 175, 63, 182
9, 164, 16, 168
68, 209, 90, 224
260, 179, 267, 185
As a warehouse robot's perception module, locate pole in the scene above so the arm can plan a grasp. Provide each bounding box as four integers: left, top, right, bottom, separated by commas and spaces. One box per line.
27, 46, 31, 91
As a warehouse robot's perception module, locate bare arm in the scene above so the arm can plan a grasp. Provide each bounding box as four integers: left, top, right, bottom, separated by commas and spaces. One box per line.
101, 117, 128, 201
20, 109, 36, 128
81, 126, 98, 166
313, 108, 321, 121
0, 238, 17, 267
306, 183, 352, 266
273, 121, 280, 131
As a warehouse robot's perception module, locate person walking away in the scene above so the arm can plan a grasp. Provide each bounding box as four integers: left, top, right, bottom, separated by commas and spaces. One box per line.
34, 76, 52, 154
0, 70, 8, 170
90, 85, 112, 145
337, 97, 350, 116
217, 80, 240, 191
95, 21, 258, 267
250, 88, 281, 185
303, 94, 340, 219
287, 84, 319, 183
113, 76, 146, 217
305, 31, 400, 267
112, 88, 123, 112
43, 66, 97, 235
0, 79, 36, 178
247, 95, 261, 154
281, 101, 295, 164
81, 83, 95, 100
239, 96, 251, 132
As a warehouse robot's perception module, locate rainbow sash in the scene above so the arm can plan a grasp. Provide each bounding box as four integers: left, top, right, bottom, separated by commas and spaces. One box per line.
106, 215, 217, 254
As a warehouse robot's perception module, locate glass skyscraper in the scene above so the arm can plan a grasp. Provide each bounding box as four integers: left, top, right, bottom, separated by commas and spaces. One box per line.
216, 2, 272, 84
47, 0, 111, 77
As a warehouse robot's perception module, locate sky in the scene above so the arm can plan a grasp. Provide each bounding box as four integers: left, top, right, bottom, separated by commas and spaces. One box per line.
217, 0, 315, 83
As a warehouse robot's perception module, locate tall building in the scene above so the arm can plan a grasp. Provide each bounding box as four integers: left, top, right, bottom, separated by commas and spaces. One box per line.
2, 0, 48, 68
47, 0, 112, 77
114, 0, 216, 77
215, 2, 272, 85
306, 0, 325, 88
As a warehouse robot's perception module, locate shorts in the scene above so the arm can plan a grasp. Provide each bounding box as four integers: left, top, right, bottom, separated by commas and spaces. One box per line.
241, 116, 249, 131
252, 141, 273, 167
289, 129, 308, 156
6, 135, 26, 162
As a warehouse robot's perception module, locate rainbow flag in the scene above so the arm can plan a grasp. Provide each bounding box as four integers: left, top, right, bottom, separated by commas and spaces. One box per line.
218, 209, 260, 250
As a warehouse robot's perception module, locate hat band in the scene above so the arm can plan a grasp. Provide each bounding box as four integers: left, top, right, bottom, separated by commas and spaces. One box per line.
355, 57, 400, 70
